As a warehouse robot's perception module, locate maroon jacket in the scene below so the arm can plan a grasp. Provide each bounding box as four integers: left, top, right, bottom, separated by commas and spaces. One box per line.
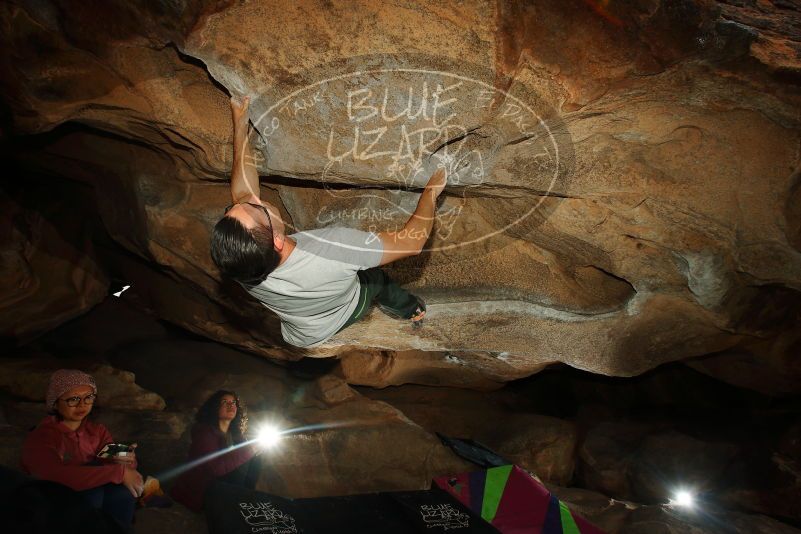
170, 422, 256, 512
20, 416, 133, 491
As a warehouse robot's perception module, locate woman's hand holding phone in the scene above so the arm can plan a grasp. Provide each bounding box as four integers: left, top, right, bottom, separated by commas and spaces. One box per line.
111, 442, 137, 465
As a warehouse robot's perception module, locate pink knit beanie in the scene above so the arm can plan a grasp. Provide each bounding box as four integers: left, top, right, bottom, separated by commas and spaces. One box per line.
46, 369, 97, 411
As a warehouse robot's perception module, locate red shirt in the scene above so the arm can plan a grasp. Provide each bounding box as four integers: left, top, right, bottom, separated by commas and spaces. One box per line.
170, 423, 256, 512
20, 415, 133, 491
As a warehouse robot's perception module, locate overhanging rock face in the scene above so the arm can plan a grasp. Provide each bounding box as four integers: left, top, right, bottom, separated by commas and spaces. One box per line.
2, 0, 800, 387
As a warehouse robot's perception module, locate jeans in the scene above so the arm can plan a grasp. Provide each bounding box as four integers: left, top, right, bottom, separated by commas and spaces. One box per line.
219, 455, 262, 490
80, 483, 136, 529
336, 268, 421, 333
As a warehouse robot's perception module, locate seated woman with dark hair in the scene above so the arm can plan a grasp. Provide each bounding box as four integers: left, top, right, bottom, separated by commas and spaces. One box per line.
171, 390, 262, 512
20, 369, 144, 530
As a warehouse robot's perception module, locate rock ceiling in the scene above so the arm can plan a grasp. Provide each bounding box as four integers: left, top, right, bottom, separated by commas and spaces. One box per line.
1, 0, 800, 390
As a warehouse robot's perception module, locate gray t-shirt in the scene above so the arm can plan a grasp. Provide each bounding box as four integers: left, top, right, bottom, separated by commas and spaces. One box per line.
239, 226, 384, 347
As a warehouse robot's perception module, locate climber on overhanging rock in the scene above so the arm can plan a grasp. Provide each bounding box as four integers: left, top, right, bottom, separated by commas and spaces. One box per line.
210, 96, 447, 348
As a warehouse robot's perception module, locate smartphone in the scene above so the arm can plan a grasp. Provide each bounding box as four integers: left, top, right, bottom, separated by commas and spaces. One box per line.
97, 443, 131, 459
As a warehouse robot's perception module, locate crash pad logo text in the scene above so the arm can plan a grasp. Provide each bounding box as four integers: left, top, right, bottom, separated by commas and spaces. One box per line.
239, 501, 298, 534
420, 503, 470, 530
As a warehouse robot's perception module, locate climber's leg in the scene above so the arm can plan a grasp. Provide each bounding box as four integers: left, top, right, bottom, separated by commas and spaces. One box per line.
336, 268, 424, 333
366, 268, 423, 319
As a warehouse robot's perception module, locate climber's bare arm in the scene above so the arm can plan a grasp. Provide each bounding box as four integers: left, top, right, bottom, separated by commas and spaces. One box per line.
230, 96, 261, 204
377, 168, 446, 265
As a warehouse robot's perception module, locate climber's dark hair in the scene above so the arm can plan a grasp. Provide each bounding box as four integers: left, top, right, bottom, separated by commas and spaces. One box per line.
195, 390, 248, 443
210, 215, 279, 285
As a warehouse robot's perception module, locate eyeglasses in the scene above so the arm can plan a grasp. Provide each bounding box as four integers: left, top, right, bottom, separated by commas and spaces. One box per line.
60, 393, 97, 407
220, 400, 237, 408
224, 201, 273, 231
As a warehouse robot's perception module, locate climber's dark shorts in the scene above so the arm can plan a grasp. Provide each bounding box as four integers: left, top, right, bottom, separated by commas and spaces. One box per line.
336, 268, 420, 333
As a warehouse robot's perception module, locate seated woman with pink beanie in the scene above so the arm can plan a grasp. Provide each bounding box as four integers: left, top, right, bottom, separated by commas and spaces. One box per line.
20, 369, 144, 530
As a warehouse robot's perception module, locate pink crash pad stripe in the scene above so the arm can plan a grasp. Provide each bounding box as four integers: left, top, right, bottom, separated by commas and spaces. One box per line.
435, 466, 606, 534
491, 466, 552, 533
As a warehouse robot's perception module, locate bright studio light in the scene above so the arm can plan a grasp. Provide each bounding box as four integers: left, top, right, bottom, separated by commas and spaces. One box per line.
670, 489, 695, 509
257, 424, 283, 448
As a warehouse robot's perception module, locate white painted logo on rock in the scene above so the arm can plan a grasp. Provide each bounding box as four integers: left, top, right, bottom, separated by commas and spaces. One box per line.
247, 56, 573, 255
